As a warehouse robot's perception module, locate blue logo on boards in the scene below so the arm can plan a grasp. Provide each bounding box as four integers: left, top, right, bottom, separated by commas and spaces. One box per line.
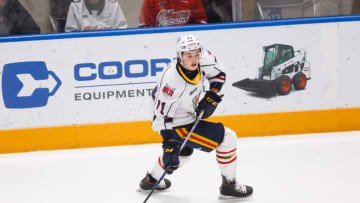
1, 61, 61, 108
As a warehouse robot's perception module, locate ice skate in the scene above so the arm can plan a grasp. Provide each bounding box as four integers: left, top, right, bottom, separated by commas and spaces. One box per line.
139, 173, 171, 191
219, 176, 253, 200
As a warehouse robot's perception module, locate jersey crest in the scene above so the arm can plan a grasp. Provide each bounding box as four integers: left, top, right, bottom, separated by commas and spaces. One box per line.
156, 9, 190, 26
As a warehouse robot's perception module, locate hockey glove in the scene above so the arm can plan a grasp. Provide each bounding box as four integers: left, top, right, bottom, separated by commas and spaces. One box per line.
162, 140, 180, 174
196, 91, 222, 119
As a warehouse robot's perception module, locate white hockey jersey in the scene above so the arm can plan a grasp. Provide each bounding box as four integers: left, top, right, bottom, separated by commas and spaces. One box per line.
152, 50, 226, 131
65, 0, 127, 32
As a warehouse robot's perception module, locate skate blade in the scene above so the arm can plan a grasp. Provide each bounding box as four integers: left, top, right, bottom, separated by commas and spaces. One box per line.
218, 194, 252, 201
137, 188, 170, 193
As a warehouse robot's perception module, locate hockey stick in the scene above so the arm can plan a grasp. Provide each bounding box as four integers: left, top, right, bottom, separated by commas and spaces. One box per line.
143, 111, 204, 203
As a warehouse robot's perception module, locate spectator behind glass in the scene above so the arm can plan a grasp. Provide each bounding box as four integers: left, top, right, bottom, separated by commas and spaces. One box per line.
65, 0, 127, 32
139, 0, 207, 27
353, 0, 360, 14
0, 0, 40, 35
50, 0, 72, 32
202, 0, 232, 23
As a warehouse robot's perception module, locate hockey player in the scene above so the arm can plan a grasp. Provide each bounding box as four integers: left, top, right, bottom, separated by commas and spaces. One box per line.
139, 0, 207, 27
139, 34, 253, 199
65, 0, 127, 32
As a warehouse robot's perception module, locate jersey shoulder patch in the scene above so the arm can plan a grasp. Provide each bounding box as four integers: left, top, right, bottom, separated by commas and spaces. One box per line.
162, 84, 175, 97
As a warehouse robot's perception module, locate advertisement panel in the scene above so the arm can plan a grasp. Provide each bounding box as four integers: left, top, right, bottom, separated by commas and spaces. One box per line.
0, 21, 358, 131
0, 35, 174, 129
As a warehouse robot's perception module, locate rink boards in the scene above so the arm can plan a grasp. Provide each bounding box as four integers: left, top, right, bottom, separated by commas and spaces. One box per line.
1, 16, 360, 153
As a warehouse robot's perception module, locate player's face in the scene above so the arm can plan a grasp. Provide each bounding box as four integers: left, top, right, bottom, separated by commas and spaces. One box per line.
182, 49, 201, 71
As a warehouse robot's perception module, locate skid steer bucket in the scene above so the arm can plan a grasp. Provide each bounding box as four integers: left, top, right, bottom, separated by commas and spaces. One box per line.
232, 78, 277, 95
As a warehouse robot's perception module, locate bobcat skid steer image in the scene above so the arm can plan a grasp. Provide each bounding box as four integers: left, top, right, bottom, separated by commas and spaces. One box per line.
232, 44, 311, 96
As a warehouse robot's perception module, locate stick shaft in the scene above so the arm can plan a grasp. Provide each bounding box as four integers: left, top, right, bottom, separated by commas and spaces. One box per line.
178, 111, 203, 152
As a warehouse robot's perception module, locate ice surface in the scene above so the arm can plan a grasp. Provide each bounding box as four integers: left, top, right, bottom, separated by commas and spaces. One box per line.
1, 131, 360, 203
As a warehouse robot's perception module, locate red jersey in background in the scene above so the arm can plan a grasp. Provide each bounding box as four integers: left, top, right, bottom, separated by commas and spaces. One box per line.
139, 0, 207, 27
